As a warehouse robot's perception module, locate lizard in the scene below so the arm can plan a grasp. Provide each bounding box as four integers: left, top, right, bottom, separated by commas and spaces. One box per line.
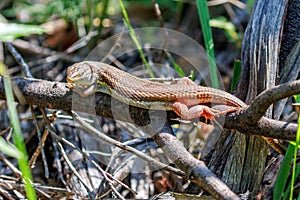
66, 61, 285, 154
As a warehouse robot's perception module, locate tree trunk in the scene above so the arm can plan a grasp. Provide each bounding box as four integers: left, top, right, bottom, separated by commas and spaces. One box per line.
202, 0, 300, 197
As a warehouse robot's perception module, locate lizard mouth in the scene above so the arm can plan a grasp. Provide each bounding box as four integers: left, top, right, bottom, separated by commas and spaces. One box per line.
66, 76, 76, 83
66, 74, 83, 83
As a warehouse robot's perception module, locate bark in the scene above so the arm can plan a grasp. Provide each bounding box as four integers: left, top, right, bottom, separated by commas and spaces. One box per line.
204, 0, 293, 197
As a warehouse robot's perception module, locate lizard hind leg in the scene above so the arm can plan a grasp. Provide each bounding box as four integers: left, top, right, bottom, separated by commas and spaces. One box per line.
172, 102, 219, 121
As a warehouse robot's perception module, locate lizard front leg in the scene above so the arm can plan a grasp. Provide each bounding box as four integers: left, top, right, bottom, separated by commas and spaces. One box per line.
67, 82, 99, 97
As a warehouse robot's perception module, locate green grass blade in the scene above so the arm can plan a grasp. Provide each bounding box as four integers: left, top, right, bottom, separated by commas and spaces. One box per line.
247, 0, 255, 13
274, 94, 300, 200
196, 0, 218, 88
0, 62, 36, 199
119, 0, 154, 78
0, 136, 23, 159
282, 163, 300, 200
0, 22, 45, 42
289, 95, 300, 200
230, 59, 242, 92
209, 17, 239, 43
274, 144, 294, 200
165, 51, 185, 77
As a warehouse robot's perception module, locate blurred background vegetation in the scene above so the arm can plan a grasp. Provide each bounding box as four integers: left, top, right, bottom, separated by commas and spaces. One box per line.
0, 0, 250, 80
5, 1, 298, 199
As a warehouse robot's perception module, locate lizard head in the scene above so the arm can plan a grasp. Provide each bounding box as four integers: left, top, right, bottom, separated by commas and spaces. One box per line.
66, 62, 100, 97
67, 62, 99, 85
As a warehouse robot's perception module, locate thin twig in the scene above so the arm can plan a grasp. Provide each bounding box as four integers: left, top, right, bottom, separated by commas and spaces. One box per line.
5, 42, 33, 78
44, 125, 137, 197
152, 0, 164, 28
72, 111, 185, 176
28, 106, 49, 178
0, 154, 22, 179
56, 142, 95, 199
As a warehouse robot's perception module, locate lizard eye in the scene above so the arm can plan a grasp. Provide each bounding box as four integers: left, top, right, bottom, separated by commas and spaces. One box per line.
80, 62, 99, 84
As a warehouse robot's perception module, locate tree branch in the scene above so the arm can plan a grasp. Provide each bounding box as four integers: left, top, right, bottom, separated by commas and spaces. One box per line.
245, 70, 300, 124
152, 124, 239, 199
223, 79, 300, 141
0, 76, 298, 140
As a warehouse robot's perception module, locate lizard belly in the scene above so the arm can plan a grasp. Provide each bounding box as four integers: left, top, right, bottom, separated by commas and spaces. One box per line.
175, 98, 206, 106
